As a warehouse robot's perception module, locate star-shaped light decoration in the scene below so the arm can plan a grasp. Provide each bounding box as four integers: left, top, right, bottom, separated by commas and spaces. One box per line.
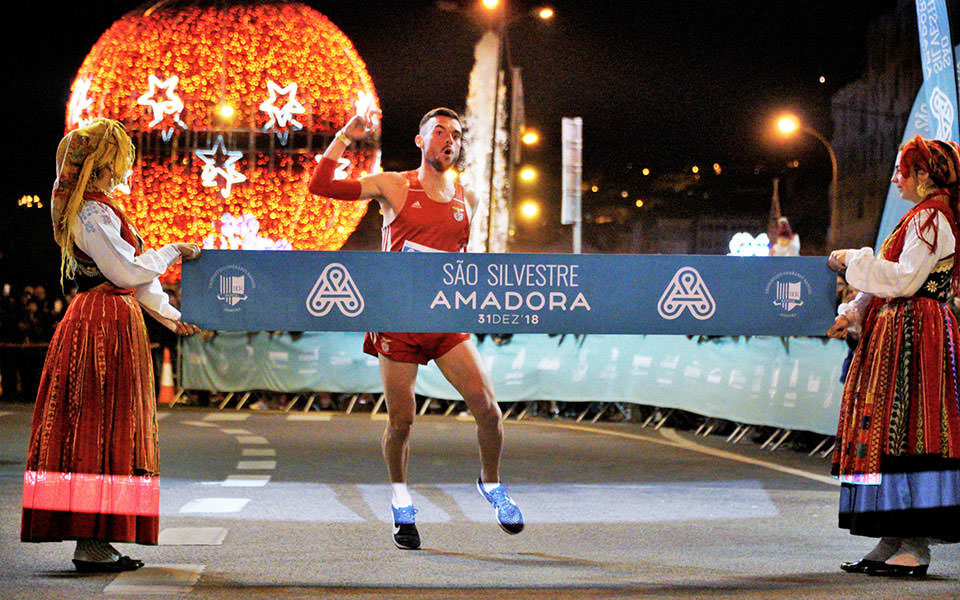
194, 135, 247, 198
68, 78, 95, 129
137, 74, 187, 140
259, 80, 305, 144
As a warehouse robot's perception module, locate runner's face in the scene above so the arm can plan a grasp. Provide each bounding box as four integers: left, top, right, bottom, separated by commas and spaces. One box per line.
418, 116, 462, 172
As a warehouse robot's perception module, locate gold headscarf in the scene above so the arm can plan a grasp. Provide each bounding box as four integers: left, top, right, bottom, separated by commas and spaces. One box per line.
51, 119, 135, 287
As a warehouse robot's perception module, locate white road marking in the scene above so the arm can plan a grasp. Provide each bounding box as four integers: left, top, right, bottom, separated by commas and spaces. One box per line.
357, 484, 452, 523
104, 564, 204, 595
180, 420, 218, 428
159, 527, 227, 545
236, 460, 276, 470
180, 498, 249, 513
438, 481, 778, 523
235, 435, 269, 445
242, 448, 276, 457
286, 413, 332, 421
220, 428, 252, 435
203, 413, 249, 421
222, 475, 271, 487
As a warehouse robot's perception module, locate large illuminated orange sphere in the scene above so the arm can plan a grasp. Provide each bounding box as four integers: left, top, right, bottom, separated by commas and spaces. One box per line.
65, 1, 380, 280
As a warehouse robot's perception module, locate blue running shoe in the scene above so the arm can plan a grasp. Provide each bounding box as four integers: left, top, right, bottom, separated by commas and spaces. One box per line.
476, 478, 524, 534
391, 505, 421, 550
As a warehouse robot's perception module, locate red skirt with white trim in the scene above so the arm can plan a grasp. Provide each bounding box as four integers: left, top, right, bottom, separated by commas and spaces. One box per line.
21, 288, 159, 544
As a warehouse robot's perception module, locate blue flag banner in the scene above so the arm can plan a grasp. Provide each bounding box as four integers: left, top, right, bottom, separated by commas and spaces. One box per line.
918, 0, 959, 141
181, 250, 837, 336
876, 1, 958, 247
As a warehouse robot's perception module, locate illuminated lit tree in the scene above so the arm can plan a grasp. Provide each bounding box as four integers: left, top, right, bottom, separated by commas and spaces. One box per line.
65, 1, 381, 280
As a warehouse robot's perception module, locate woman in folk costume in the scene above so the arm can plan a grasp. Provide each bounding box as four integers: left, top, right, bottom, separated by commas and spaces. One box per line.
827, 135, 960, 577
21, 119, 201, 572
769, 216, 800, 256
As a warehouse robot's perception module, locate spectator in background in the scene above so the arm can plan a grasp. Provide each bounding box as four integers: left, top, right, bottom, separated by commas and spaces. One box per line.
0, 283, 23, 400
769, 216, 800, 256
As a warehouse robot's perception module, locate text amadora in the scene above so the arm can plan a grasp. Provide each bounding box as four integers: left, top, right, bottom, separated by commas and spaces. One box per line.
429, 290, 591, 311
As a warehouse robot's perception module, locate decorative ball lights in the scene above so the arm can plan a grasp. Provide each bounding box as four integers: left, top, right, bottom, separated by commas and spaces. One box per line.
65, 1, 381, 280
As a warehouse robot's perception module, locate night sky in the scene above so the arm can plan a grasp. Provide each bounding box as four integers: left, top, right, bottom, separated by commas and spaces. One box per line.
3, 0, 899, 290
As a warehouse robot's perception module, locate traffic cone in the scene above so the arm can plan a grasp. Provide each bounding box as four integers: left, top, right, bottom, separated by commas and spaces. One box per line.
157, 347, 176, 404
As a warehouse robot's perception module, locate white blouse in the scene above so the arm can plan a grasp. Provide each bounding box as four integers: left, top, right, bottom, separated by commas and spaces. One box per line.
73, 200, 182, 321
770, 234, 800, 257
839, 208, 955, 325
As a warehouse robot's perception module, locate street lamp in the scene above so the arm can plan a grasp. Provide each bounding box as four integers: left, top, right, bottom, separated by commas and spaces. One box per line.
519, 199, 540, 220
479, 0, 553, 251
776, 113, 839, 247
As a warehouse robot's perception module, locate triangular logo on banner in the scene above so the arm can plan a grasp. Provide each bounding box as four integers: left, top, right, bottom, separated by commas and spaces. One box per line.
306, 263, 365, 317
657, 267, 716, 320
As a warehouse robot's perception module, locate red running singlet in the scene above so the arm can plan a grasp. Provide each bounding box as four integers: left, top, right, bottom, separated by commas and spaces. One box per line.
382, 171, 470, 253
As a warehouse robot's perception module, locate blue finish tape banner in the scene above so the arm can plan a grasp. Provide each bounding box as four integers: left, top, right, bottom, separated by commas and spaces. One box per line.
181, 250, 836, 336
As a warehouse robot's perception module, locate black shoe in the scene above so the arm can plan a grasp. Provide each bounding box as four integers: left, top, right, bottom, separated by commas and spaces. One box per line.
840, 558, 884, 573
392, 505, 421, 550
72, 555, 144, 573
865, 562, 929, 578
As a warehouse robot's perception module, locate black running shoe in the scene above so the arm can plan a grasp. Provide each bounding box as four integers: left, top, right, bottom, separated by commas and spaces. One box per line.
392, 505, 421, 550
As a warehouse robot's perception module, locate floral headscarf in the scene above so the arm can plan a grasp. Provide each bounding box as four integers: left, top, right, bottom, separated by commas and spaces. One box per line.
51, 119, 135, 286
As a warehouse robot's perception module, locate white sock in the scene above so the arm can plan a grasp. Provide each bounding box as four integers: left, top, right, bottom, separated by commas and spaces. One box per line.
863, 537, 900, 561
887, 537, 931, 566
481, 481, 502, 493
74, 539, 121, 562
391, 483, 412, 508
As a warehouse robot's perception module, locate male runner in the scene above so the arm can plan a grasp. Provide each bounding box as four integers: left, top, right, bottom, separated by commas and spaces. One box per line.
308, 107, 523, 550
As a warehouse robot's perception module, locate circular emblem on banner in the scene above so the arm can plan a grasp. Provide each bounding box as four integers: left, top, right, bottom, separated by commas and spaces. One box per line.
207, 265, 256, 313
764, 271, 813, 317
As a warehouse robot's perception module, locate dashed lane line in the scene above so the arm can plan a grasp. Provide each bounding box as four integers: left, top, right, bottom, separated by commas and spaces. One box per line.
203, 413, 249, 421
104, 564, 204, 595
159, 527, 227, 545
242, 448, 276, 456
236, 460, 276, 470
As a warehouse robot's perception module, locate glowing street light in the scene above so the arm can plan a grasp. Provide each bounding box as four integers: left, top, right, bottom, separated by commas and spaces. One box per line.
776, 114, 799, 134
522, 130, 539, 144
775, 112, 839, 246
519, 199, 540, 220
537, 7, 554, 19
519, 167, 537, 181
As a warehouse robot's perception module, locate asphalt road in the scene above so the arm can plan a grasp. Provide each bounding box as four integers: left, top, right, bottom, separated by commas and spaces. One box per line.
1, 402, 957, 599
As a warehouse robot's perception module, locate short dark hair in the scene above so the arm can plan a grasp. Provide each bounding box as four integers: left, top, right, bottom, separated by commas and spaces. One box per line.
419, 107, 461, 130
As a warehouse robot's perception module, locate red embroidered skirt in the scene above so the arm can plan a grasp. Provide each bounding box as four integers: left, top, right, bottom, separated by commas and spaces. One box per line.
21, 289, 159, 544
832, 296, 960, 539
